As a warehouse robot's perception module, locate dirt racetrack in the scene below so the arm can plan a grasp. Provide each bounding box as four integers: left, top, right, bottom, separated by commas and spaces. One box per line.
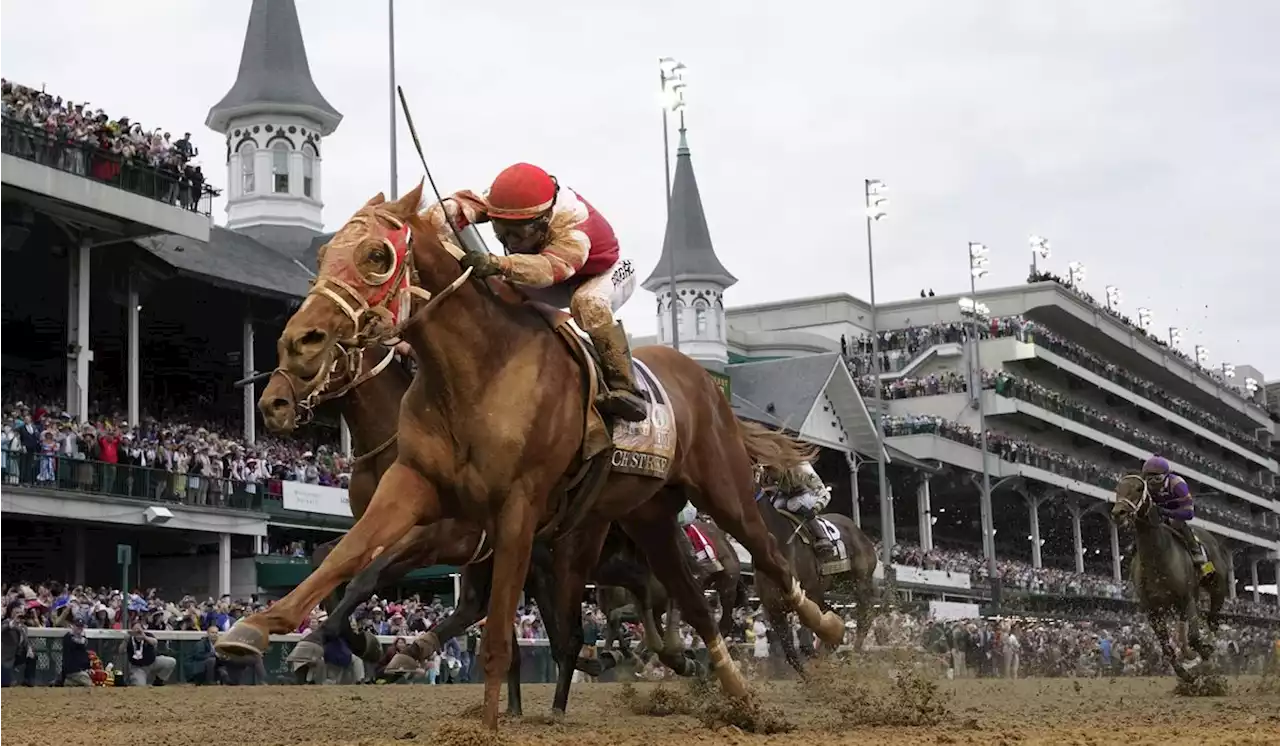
4, 674, 1279, 746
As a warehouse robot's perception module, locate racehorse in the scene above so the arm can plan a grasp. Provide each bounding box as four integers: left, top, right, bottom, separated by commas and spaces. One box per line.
744, 421, 879, 673
218, 184, 844, 730
254, 312, 658, 713
254, 343, 541, 711
1111, 473, 1227, 681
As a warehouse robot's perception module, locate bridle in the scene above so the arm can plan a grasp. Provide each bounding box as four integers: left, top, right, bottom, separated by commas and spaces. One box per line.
1114, 473, 1153, 518
271, 209, 473, 425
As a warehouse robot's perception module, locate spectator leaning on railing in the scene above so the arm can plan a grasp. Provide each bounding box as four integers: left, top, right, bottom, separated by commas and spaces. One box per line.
0, 78, 215, 211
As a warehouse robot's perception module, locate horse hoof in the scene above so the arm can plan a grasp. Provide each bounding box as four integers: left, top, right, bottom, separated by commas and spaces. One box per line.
383, 653, 422, 675
597, 650, 620, 671
578, 658, 604, 677
816, 610, 845, 647
216, 622, 270, 659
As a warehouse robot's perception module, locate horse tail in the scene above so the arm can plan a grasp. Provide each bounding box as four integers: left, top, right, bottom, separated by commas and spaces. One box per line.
739, 419, 819, 472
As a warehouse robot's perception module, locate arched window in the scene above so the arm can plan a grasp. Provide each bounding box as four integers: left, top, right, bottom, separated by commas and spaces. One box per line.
239, 142, 255, 194
694, 298, 709, 336
675, 297, 685, 332
302, 143, 316, 198
272, 141, 290, 193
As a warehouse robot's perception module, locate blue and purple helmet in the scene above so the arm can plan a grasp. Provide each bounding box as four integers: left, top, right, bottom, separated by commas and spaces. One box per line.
1142, 455, 1171, 475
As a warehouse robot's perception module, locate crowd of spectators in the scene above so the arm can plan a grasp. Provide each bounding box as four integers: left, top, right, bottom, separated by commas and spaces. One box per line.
841, 317, 1033, 378
1027, 270, 1263, 413
0, 79, 214, 211
1, 390, 347, 508
879, 412, 1278, 539
852, 314, 1267, 459
861, 369, 1274, 502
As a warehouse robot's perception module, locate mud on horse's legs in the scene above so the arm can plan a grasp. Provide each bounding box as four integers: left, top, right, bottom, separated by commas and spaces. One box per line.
479, 498, 538, 731
217, 464, 438, 658
623, 502, 748, 699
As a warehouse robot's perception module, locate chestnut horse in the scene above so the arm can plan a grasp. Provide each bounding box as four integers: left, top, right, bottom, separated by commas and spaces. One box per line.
217, 184, 843, 730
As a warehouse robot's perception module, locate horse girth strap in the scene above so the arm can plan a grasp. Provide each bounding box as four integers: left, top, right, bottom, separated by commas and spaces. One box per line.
350, 431, 398, 467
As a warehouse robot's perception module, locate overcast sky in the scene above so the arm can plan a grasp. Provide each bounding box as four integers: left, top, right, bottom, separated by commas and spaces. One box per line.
4, 0, 1277, 375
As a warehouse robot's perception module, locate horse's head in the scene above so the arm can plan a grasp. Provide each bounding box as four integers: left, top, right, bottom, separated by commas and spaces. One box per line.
1111, 473, 1154, 527
260, 184, 431, 433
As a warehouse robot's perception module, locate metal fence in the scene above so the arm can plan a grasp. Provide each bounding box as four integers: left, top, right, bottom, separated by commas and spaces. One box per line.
13, 628, 668, 686
1, 116, 217, 216
2, 451, 270, 512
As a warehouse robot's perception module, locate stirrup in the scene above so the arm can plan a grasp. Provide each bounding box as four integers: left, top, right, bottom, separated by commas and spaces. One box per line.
597, 389, 647, 422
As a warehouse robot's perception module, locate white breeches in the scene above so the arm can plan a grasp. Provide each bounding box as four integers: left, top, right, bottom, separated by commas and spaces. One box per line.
773, 491, 829, 514
523, 258, 636, 333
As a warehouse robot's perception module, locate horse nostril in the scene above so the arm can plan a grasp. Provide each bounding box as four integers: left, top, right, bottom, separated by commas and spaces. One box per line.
268, 397, 291, 415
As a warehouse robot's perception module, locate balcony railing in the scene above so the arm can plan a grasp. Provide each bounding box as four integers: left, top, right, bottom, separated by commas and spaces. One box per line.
2, 451, 266, 512
1, 116, 217, 216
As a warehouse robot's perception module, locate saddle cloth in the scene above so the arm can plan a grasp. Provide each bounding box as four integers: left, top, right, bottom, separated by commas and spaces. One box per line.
608, 359, 676, 479
780, 511, 851, 576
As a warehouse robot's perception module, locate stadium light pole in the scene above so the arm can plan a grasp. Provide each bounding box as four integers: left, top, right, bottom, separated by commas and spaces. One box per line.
1136, 307, 1152, 333
964, 241, 997, 583
1221, 362, 1236, 380
1029, 234, 1050, 278
864, 179, 892, 571
1195, 345, 1209, 369
1104, 285, 1122, 312
1066, 261, 1086, 288
388, 0, 397, 200
659, 56, 687, 350
1168, 326, 1183, 349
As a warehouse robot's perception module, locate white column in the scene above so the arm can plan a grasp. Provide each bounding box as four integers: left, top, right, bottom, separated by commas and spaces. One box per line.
242, 318, 256, 445
1028, 496, 1043, 569
917, 480, 933, 551
452, 573, 462, 605
126, 273, 140, 427
340, 418, 353, 458
1226, 552, 1237, 600
73, 526, 87, 585
882, 482, 896, 551
1109, 520, 1122, 583
1251, 559, 1261, 603
218, 533, 232, 597
65, 240, 92, 422
290, 150, 305, 197
1274, 560, 1280, 608
1070, 505, 1084, 574
846, 453, 861, 528
255, 150, 272, 194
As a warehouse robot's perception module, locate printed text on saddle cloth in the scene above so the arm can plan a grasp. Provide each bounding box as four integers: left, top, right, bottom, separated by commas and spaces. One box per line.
608, 359, 676, 479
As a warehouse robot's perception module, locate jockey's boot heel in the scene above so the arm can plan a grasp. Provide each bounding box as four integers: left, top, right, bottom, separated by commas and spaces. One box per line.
591, 321, 648, 423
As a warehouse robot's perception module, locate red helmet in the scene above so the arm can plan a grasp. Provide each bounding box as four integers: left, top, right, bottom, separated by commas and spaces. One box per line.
486, 163, 557, 220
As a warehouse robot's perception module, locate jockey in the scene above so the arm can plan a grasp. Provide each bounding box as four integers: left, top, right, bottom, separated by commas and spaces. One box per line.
425, 163, 647, 422
770, 461, 835, 558
1141, 455, 1215, 579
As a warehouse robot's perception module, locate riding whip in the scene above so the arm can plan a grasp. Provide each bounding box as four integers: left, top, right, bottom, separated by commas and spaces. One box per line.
395, 85, 490, 256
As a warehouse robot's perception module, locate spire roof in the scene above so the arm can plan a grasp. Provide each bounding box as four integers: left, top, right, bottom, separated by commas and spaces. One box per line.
206, 0, 342, 135
642, 126, 737, 290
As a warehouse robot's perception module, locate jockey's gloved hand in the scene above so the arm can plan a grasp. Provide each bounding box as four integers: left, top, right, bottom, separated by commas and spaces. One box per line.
459, 250, 504, 279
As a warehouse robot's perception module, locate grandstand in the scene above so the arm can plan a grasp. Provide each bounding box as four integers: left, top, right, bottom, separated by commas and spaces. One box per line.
0, 1, 467, 603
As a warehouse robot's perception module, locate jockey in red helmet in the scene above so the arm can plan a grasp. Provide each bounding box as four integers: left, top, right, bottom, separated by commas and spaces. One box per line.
425, 163, 646, 422
1141, 455, 1214, 579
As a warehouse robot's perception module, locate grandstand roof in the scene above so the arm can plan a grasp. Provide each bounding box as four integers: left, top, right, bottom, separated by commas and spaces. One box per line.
137, 226, 314, 301
206, 0, 342, 135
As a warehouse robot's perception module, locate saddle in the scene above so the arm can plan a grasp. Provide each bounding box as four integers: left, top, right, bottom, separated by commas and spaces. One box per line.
776, 510, 851, 576
519, 298, 677, 541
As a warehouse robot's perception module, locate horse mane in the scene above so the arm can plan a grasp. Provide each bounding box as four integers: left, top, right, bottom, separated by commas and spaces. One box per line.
739, 419, 819, 471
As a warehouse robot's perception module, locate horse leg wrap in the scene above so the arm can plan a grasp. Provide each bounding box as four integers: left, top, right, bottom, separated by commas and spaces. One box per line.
706, 636, 748, 698
788, 578, 845, 647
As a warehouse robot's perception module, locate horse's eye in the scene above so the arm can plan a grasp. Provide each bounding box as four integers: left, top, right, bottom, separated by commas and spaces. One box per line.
368, 244, 393, 273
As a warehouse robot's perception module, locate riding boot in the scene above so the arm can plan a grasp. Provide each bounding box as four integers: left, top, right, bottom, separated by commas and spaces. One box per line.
807, 516, 835, 559
590, 321, 648, 422
1177, 521, 1215, 579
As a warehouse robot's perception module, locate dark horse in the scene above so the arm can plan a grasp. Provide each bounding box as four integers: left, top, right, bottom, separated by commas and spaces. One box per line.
1111, 473, 1227, 681
221, 184, 843, 729
595, 518, 741, 660
744, 421, 880, 674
